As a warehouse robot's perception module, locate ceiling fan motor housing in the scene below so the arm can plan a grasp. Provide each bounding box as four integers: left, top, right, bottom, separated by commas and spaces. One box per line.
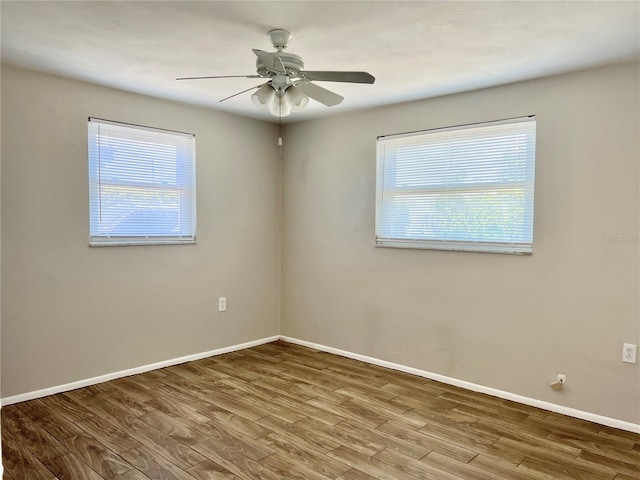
256, 52, 304, 78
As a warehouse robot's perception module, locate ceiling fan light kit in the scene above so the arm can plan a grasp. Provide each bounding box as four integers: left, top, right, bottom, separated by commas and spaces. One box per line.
252, 85, 309, 117
178, 28, 375, 117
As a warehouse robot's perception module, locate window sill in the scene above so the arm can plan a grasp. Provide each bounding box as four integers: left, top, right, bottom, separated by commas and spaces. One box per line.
89, 240, 197, 247
375, 239, 532, 255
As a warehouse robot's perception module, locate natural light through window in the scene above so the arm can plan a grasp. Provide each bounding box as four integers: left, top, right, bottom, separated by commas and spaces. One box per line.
88, 118, 196, 246
376, 116, 536, 254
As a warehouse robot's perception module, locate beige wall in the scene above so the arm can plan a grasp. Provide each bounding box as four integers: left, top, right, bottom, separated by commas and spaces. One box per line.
2, 62, 639, 426
1, 65, 281, 397
281, 62, 640, 424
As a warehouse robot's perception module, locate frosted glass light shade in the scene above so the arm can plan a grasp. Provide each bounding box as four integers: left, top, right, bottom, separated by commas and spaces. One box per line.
286, 86, 309, 112
251, 84, 275, 110
270, 93, 292, 117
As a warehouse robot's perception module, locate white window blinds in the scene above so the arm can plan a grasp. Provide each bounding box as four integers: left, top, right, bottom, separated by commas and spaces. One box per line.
376, 116, 536, 254
88, 118, 196, 246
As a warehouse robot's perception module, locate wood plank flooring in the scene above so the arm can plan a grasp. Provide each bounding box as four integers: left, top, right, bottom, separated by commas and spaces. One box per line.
2, 340, 639, 479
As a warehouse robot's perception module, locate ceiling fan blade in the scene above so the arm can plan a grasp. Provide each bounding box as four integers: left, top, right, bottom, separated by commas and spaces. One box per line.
252, 49, 286, 74
177, 75, 262, 80
301, 71, 375, 84
219, 82, 269, 103
296, 82, 344, 107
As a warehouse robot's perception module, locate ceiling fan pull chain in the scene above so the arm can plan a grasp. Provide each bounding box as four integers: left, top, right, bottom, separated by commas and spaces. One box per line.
278, 95, 284, 156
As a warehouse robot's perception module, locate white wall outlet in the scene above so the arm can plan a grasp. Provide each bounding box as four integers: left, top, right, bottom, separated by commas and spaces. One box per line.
550, 373, 566, 391
622, 343, 637, 364
218, 297, 227, 312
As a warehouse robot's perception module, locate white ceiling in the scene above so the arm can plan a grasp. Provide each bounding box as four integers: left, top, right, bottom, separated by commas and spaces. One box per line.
2, 1, 638, 123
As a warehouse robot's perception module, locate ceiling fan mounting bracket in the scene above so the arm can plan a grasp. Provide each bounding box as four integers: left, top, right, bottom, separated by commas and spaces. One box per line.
267, 29, 290, 51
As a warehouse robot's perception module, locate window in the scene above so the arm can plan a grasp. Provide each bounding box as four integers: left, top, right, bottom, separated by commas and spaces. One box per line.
376, 116, 536, 254
88, 118, 196, 246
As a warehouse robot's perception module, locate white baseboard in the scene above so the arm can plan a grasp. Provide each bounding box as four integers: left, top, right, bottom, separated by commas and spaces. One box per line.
0, 335, 280, 407
279, 336, 640, 434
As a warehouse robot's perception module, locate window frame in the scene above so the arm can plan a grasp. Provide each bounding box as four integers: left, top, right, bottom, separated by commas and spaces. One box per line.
88, 117, 197, 247
375, 116, 536, 255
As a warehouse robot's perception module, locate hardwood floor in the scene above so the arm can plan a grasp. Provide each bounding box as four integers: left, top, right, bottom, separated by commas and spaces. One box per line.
2, 340, 639, 479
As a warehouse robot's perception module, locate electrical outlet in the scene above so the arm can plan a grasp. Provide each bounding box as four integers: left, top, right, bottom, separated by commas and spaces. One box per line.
550, 373, 566, 391
623, 343, 637, 364
218, 297, 227, 312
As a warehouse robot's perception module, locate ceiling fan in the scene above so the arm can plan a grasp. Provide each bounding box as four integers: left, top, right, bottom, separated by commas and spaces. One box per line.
177, 29, 375, 117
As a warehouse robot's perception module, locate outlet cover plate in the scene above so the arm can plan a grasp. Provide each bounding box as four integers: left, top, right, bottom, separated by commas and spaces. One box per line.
623, 343, 637, 364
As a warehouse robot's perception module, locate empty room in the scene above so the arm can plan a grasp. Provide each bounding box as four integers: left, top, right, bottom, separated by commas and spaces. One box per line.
1, 1, 639, 479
